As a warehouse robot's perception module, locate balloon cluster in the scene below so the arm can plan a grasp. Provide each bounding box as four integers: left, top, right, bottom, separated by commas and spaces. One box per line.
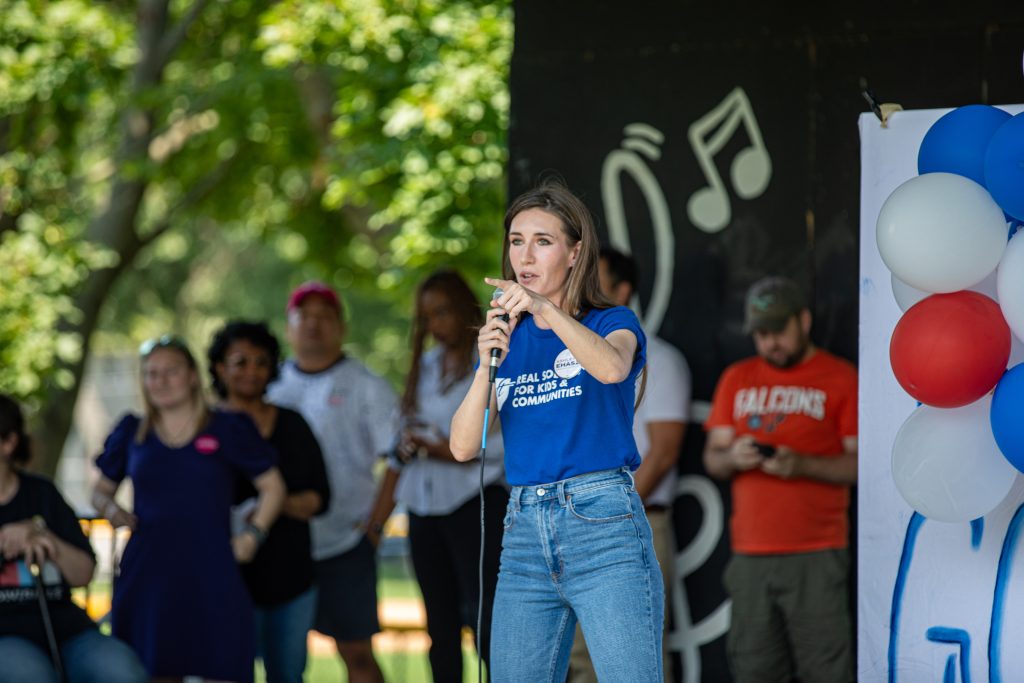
878, 105, 1024, 522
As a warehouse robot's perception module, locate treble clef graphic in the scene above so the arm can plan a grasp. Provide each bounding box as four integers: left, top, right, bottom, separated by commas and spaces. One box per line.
601, 123, 675, 334
668, 474, 731, 683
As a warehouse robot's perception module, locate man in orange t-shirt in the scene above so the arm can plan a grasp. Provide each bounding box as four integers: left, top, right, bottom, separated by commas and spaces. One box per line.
704, 276, 856, 683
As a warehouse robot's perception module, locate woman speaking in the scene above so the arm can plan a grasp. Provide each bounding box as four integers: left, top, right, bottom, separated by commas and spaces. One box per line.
450, 180, 663, 682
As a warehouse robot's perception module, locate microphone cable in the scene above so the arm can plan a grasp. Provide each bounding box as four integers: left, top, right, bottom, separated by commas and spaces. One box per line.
477, 288, 507, 682
475, 378, 495, 683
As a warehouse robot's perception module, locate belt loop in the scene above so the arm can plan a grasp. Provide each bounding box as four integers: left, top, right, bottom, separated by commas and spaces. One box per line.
557, 480, 568, 506
511, 486, 523, 511
623, 466, 636, 489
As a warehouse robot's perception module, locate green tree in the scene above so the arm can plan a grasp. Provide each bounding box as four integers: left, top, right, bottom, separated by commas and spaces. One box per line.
0, 0, 511, 475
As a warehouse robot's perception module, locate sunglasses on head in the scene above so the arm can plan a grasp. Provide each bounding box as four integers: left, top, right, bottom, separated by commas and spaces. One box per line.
139, 334, 190, 358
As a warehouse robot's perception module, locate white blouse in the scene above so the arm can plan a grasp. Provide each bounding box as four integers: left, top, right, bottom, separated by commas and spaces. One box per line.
394, 347, 506, 516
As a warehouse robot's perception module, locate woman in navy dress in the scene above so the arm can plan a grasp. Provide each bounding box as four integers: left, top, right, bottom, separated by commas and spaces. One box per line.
91, 336, 286, 683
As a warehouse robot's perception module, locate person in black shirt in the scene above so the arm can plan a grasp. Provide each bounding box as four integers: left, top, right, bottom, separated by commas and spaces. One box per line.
0, 394, 147, 683
208, 321, 331, 683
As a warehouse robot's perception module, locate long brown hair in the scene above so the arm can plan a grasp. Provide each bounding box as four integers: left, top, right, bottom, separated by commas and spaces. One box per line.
136, 337, 210, 444
401, 270, 484, 416
503, 181, 647, 405
502, 179, 614, 319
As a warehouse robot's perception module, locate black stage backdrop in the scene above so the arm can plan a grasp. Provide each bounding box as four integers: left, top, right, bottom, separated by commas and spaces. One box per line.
508, 2, 1024, 681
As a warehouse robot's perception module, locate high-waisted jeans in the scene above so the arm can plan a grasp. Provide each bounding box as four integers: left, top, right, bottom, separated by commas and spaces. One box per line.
490, 467, 664, 682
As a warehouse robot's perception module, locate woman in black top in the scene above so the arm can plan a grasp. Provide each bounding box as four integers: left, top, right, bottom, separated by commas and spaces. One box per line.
0, 394, 147, 683
208, 321, 331, 683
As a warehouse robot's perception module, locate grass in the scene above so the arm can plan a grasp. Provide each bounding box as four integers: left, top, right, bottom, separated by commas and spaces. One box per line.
259, 649, 486, 683
378, 554, 425, 601
291, 555, 488, 683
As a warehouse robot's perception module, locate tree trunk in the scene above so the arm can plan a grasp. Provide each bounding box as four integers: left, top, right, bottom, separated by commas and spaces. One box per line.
32, 0, 175, 477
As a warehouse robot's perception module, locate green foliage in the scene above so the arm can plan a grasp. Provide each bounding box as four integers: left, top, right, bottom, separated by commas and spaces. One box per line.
0, 0, 511, 413
0, 212, 115, 398
0, 0, 132, 401
253, 0, 511, 380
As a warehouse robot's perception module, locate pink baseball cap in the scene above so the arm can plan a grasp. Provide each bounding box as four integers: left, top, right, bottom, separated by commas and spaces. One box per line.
286, 281, 341, 313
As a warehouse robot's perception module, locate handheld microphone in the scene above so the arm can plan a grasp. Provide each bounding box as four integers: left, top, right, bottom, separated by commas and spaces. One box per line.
488, 288, 509, 383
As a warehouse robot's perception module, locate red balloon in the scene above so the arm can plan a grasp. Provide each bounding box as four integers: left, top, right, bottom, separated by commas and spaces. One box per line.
890, 291, 1010, 408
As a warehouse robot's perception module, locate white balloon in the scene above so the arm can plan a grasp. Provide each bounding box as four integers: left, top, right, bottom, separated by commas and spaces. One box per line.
890, 269, 1000, 311
998, 231, 1024, 342
891, 395, 1017, 522
890, 273, 929, 311
1011, 333, 1024, 368
877, 172, 1008, 293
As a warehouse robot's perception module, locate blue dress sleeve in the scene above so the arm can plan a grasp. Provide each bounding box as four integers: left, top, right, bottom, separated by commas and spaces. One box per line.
217, 411, 278, 480
94, 414, 140, 483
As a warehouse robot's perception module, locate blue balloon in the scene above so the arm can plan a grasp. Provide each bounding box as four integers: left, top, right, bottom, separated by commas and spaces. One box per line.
991, 364, 1024, 471
919, 105, 1011, 187
985, 113, 1024, 222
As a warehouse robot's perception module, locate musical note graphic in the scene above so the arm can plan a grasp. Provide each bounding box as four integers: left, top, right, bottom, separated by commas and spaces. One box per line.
687, 87, 772, 233
601, 123, 675, 334
667, 475, 731, 683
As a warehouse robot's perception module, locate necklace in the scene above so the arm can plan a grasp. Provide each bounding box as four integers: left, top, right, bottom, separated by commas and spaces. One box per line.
156, 411, 199, 447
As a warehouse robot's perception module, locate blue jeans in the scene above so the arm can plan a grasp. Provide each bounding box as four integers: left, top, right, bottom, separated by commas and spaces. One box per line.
491, 468, 664, 683
253, 585, 318, 683
0, 628, 148, 683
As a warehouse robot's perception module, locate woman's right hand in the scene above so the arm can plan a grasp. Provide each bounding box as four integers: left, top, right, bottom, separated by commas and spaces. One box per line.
105, 503, 138, 531
477, 306, 515, 371
232, 531, 259, 564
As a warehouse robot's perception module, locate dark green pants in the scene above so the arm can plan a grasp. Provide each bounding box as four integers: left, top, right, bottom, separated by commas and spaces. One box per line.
723, 550, 854, 683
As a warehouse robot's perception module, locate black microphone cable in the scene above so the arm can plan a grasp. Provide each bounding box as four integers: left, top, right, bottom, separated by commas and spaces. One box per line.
476, 290, 507, 683
475, 377, 501, 683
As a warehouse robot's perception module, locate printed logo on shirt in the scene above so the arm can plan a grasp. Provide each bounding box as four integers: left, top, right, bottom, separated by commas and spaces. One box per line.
503, 369, 583, 408
0, 561, 20, 587
745, 413, 786, 433
553, 349, 582, 379
733, 386, 826, 421
0, 560, 64, 605
495, 378, 514, 410
195, 435, 220, 454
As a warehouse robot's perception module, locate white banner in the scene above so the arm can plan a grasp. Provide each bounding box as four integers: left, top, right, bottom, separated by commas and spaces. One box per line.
859, 104, 1024, 682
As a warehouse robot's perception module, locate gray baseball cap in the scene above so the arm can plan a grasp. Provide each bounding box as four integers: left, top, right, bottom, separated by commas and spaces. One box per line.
743, 276, 807, 333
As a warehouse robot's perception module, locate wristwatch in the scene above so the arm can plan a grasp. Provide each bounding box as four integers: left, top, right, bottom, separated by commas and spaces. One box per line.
244, 523, 268, 547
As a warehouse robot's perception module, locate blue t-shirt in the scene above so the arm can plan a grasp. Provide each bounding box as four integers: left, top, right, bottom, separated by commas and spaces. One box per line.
495, 306, 647, 486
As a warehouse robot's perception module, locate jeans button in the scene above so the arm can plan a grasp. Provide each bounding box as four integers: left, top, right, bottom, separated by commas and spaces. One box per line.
536, 488, 546, 496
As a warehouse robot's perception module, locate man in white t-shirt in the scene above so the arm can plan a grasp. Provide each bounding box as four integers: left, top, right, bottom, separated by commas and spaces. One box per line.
267, 281, 399, 683
569, 248, 692, 683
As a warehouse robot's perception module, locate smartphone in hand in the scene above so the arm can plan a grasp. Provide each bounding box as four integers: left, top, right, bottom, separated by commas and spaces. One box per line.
753, 442, 776, 458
